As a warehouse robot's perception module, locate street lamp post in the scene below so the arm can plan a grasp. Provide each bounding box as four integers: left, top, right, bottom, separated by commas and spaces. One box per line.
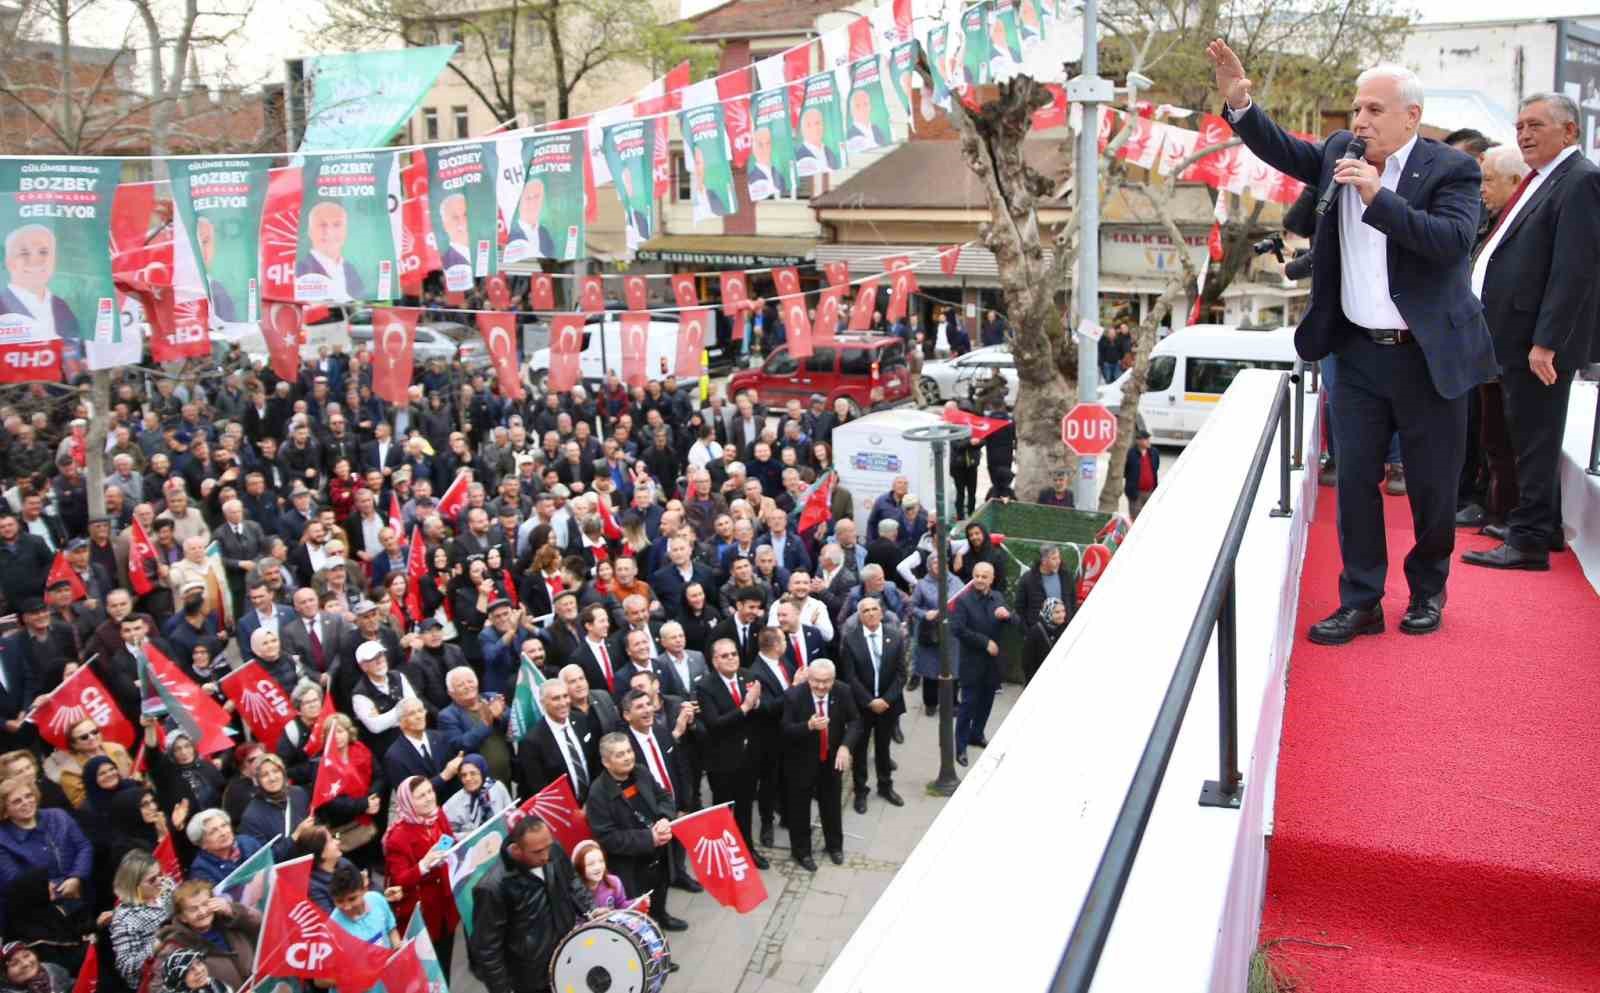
1067, 0, 1111, 510
903, 421, 971, 796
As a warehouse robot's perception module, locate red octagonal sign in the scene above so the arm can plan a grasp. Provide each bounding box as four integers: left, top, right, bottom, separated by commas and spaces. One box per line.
1061, 403, 1118, 456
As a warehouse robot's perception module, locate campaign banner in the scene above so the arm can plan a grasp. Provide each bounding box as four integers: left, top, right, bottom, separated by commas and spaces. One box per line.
294, 151, 399, 303
601, 120, 657, 252
749, 86, 797, 202
717, 72, 754, 168
500, 131, 587, 264
397, 150, 437, 297
796, 70, 847, 179
299, 46, 458, 152
0, 160, 121, 345
149, 297, 211, 363
845, 55, 893, 155
169, 158, 268, 324
680, 104, 738, 223
988, 0, 1024, 80
926, 23, 959, 108
961, 3, 992, 88
426, 141, 498, 291
1019, 0, 1047, 46
259, 166, 301, 303
888, 41, 920, 116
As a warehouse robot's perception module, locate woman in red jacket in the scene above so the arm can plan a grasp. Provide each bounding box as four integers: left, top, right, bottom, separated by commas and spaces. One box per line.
382, 776, 459, 976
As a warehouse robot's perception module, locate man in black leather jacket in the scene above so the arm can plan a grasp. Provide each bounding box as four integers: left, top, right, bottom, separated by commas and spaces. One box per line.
467, 817, 593, 993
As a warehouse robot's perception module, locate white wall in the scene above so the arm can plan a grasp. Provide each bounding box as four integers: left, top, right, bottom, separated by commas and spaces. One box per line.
1399, 19, 1569, 110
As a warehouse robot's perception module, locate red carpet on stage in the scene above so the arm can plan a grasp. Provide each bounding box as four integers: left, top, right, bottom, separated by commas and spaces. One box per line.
1259, 488, 1600, 992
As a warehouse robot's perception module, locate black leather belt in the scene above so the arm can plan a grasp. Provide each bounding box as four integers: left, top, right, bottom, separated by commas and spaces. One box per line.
1364, 327, 1413, 346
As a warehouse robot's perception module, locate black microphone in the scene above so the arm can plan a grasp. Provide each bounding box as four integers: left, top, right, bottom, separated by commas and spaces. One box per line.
1314, 136, 1367, 217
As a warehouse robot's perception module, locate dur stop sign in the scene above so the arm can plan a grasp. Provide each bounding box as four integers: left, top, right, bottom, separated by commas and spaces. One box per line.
1061, 403, 1118, 456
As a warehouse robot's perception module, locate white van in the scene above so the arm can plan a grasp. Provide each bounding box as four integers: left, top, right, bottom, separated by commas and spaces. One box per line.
526, 313, 691, 391
1107, 324, 1300, 445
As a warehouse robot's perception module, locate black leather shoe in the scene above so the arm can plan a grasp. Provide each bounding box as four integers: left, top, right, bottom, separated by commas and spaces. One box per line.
852, 792, 868, 814
906, 675, 921, 691
891, 724, 904, 744
1399, 591, 1446, 636
796, 856, 818, 873
1461, 542, 1550, 571
878, 787, 905, 807
1455, 503, 1486, 528
956, 751, 968, 766
828, 850, 844, 866
759, 824, 774, 848
970, 736, 989, 748
1480, 522, 1509, 541
673, 877, 704, 894
751, 851, 770, 870
889, 758, 898, 771
659, 915, 689, 932
1307, 605, 1384, 645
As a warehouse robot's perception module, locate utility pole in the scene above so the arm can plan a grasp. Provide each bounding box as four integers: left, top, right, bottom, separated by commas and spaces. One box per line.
1067, 0, 1109, 510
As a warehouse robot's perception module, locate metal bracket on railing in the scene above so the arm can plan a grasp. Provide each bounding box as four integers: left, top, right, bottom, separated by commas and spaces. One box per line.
1289, 362, 1306, 472
1199, 573, 1244, 809
1587, 379, 1600, 476
1270, 378, 1293, 518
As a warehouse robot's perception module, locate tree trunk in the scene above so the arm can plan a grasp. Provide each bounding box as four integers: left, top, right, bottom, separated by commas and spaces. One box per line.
1014, 374, 1077, 503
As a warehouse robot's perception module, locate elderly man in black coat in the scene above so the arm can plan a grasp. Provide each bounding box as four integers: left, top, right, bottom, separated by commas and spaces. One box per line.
952, 560, 1016, 765
585, 731, 688, 932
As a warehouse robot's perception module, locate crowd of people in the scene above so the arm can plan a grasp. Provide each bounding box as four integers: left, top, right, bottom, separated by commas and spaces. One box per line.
0, 336, 1037, 993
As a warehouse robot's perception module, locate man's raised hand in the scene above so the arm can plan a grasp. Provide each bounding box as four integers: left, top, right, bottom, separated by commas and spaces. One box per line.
1205, 39, 1252, 110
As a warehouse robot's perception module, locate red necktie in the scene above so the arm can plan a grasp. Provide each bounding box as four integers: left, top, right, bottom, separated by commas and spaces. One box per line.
817, 695, 829, 761
1481, 171, 1537, 249
597, 644, 614, 689
790, 634, 804, 673
728, 677, 742, 706
647, 734, 673, 796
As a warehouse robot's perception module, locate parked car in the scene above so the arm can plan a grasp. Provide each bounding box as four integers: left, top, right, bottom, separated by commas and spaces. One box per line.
918, 344, 1019, 406
725, 334, 912, 415
347, 320, 462, 364
526, 313, 688, 393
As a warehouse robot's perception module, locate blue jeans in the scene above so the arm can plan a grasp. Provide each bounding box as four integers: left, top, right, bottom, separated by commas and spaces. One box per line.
1321, 356, 1402, 465
1100, 361, 1121, 384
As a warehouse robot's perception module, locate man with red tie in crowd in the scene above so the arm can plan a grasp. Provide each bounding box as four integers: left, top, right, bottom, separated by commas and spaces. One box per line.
780, 659, 860, 872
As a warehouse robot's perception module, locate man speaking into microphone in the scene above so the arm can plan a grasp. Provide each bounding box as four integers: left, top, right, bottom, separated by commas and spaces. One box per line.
1207, 40, 1498, 644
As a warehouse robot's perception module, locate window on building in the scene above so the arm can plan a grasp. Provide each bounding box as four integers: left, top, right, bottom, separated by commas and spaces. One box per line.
673, 151, 691, 201
453, 106, 469, 139
422, 107, 439, 141
497, 20, 512, 50
796, 174, 814, 199
525, 14, 546, 46
529, 100, 548, 125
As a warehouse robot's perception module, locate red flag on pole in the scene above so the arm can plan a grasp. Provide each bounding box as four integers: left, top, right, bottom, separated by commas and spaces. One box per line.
549, 313, 585, 393
671, 273, 698, 308
796, 471, 836, 535
218, 661, 295, 750
514, 774, 593, 853
670, 804, 768, 913
72, 942, 98, 993
125, 517, 157, 596
404, 527, 427, 623
261, 302, 304, 382
48, 551, 86, 601
720, 270, 749, 318
577, 275, 605, 314
849, 277, 879, 331
311, 732, 355, 810
620, 311, 649, 388
154, 831, 183, 882
388, 491, 404, 535
143, 643, 234, 756
436, 470, 472, 526
28, 664, 136, 751
823, 261, 849, 288
530, 272, 556, 310
883, 255, 917, 324
370, 307, 419, 405
676, 308, 710, 378
477, 312, 524, 401
622, 274, 648, 311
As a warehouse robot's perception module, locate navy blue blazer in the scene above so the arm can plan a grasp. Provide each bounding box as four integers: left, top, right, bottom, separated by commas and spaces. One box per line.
1227, 102, 1497, 400
237, 605, 299, 662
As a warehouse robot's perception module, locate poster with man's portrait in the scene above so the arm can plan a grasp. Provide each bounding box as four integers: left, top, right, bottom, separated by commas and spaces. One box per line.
749, 86, 798, 202
889, 41, 921, 117
0, 160, 121, 351
170, 158, 269, 325
679, 104, 739, 223
500, 131, 587, 265
601, 120, 658, 252
796, 70, 848, 178
988, 0, 1025, 80
294, 151, 400, 303
846, 55, 894, 155
961, 3, 993, 88
425, 141, 498, 292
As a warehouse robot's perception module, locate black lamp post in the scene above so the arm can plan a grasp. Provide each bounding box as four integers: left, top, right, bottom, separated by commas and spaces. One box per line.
903, 421, 970, 796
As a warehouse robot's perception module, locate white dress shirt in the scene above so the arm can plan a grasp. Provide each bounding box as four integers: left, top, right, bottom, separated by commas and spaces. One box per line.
8, 285, 58, 337
631, 726, 672, 793
310, 250, 350, 300
1338, 133, 1417, 331
547, 717, 589, 787
1472, 144, 1580, 299
863, 625, 885, 696
767, 596, 835, 642
759, 653, 789, 690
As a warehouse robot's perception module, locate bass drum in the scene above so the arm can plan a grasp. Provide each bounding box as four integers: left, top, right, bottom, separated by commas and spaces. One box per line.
549, 908, 672, 993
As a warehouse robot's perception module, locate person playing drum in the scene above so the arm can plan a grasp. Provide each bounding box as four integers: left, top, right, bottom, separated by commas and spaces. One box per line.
466, 816, 592, 993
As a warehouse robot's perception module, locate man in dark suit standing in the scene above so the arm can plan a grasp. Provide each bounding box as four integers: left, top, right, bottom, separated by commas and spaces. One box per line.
710, 589, 766, 669
1209, 41, 1498, 642
517, 678, 598, 802
382, 697, 465, 802
585, 732, 687, 931
214, 499, 266, 617
840, 598, 905, 813
780, 659, 859, 871
1463, 93, 1600, 571
693, 638, 770, 868
952, 562, 1014, 766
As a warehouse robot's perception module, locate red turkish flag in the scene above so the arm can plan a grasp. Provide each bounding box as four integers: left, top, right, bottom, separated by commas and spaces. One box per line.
382, 939, 430, 993
513, 774, 593, 854
815, 285, 844, 343
1184, 113, 1236, 188
404, 527, 426, 623
311, 732, 355, 809
153, 831, 183, 882
388, 491, 403, 534
941, 407, 1011, 442
849, 277, 879, 330
47, 552, 86, 601
398, 151, 437, 297
939, 244, 963, 276
477, 312, 524, 401
847, 16, 875, 59
484, 273, 512, 310
824, 261, 850, 287
219, 660, 295, 750
577, 275, 605, 314
773, 267, 812, 359
784, 46, 811, 128
436, 470, 472, 526
109, 180, 172, 292
530, 272, 556, 310
258, 166, 301, 302
257, 856, 389, 986
549, 313, 585, 392
720, 270, 750, 319
622, 274, 649, 311
125, 517, 157, 595
620, 311, 650, 388
260, 301, 303, 381
718, 71, 754, 168
150, 297, 210, 363
676, 308, 710, 378
370, 308, 419, 405
0, 340, 61, 385
1207, 222, 1224, 262
29, 663, 135, 751
883, 255, 916, 323
670, 805, 768, 913
671, 273, 698, 308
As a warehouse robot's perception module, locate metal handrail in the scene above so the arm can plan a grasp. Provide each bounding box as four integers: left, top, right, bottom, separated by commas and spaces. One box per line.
1050, 373, 1294, 993
1588, 374, 1599, 476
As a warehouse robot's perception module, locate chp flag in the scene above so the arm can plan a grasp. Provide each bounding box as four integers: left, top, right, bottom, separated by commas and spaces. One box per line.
670, 803, 767, 913
512, 773, 591, 854
139, 643, 234, 756
219, 661, 295, 749
255, 855, 389, 989
28, 662, 136, 750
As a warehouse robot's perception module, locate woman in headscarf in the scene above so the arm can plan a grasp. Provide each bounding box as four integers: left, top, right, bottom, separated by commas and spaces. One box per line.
910, 549, 967, 715
449, 558, 492, 667
75, 756, 142, 849
0, 943, 69, 993
148, 726, 225, 817
382, 776, 459, 978
160, 948, 231, 993
42, 718, 134, 809
151, 880, 258, 992
418, 545, 455, 624
237, 755, 308, 861
439, 755, 509, 834
1023, 597, 1071, 686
